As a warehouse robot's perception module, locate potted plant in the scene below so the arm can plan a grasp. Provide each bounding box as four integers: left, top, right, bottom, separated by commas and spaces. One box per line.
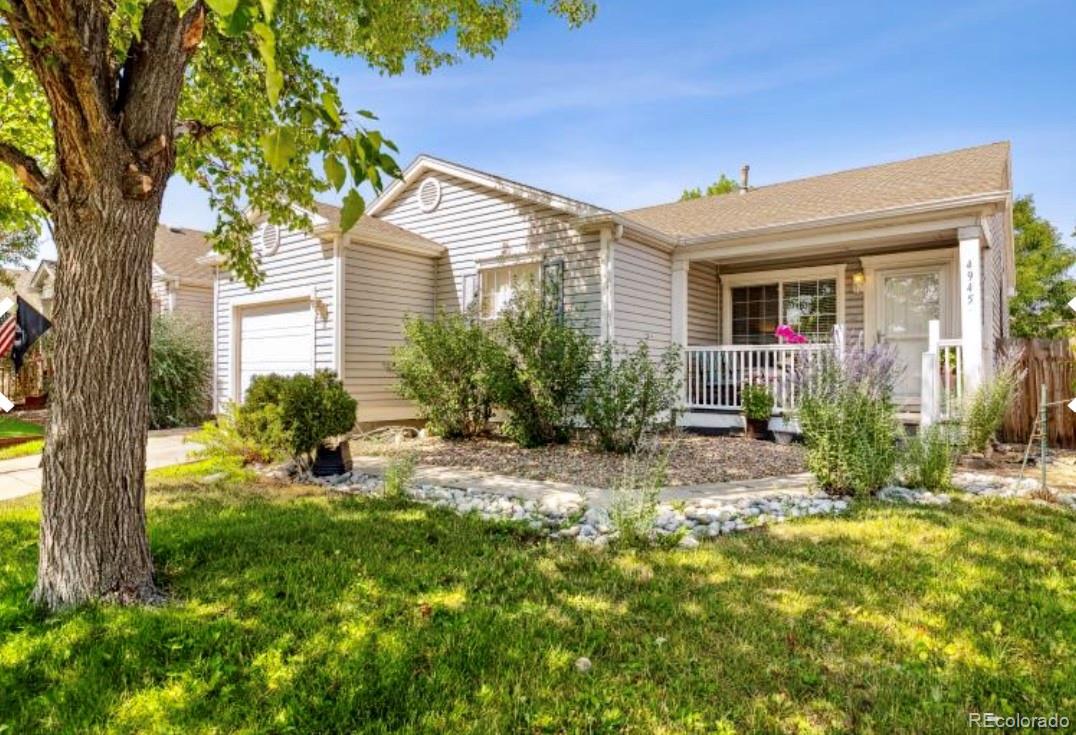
740, 381, 774, 440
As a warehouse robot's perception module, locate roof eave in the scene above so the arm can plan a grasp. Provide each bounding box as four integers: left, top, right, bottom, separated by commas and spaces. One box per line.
369, 154, 610, 219
673, 190, 1012, 249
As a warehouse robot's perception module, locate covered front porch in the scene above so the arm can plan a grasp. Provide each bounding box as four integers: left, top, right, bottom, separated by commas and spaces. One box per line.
670, 221, 992, 431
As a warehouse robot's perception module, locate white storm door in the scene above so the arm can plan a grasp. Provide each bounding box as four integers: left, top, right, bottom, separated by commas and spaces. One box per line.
876, 266, 945, 402
237, 300, 314, 401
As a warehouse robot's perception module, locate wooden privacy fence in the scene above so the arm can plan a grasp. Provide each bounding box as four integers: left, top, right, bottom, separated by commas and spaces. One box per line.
998, 338, 1076, 449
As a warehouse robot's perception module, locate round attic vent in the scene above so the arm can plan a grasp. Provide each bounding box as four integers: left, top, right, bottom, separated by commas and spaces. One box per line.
417, 177, 442, 213
258, 222, 281, 256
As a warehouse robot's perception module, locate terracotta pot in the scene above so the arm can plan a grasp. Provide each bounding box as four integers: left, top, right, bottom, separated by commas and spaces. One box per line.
744, 417, 770, 440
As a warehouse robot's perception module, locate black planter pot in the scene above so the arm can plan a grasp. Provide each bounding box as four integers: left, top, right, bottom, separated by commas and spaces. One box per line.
311, 442, 353, 477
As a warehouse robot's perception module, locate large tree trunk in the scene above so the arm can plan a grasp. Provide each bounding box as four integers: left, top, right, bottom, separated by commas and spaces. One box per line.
31, 183, 164, 609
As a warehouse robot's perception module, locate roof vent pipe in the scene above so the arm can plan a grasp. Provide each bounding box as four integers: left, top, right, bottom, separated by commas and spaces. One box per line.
740, 164, 750, 194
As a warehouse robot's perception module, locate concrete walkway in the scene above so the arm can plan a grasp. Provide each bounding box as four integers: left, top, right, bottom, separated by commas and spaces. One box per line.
350, 455, 814, 509
0, 430, 196, 502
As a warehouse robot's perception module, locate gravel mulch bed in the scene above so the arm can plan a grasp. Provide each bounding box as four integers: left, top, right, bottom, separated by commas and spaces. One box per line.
348, 432, 806, 488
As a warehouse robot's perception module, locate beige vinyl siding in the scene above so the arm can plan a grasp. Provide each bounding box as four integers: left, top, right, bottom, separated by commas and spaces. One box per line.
687, 261, 719, 345
343, 240, 436, 421
173, 283, 213, 322
214, 228, 335, 406
612, 237, 671, 350
843, 264, 865, 341
377, 173, 602, 336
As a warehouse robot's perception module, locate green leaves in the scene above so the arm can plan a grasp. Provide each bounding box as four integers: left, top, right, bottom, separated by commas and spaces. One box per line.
323, 154, 345, 191
260, 127, 296, 172
339, 188, 365, 233
205, 0, 239, 16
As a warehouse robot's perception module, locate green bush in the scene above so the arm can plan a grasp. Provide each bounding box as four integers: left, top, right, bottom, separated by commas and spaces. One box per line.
242, 370, 357, 465
188, 403, 288, 465
795, 341, 902, 497
582, 340, 682, 453
392, 310, 502, 438
487, 283, 592, 447
962, 349, 1025, 453
741, 381, 775, 421
149, 313, 212, 429
900, 423, 958, 492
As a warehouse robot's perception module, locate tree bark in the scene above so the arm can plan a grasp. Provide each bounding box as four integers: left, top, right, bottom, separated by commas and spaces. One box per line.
2, 0, 203, 610
31, 177, 164, 609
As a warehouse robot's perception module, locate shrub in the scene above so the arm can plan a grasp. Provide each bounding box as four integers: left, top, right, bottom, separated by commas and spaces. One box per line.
741, 381, 774, 421
962, 348, 1025, 454
581, 341, 682, 453
900, 423, 958, 491
795, 340, 902, 496
488, 283, 592, 447
188, 403, 288, 465
242, 370, 357, 465
392, 310, 501, 438
382, 453, 417, 498
149, 313, 211, 429
609, 448, 668, 548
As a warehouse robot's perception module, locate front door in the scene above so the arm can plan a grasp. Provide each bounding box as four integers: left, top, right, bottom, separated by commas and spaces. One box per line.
876, 266, 946, 403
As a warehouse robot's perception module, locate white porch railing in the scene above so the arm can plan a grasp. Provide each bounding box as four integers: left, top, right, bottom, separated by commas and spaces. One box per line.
920, 319, 964, 426
685, 343, 829, 414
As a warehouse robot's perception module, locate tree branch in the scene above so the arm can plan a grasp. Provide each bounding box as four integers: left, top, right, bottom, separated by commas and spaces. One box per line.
0, 142, 54, 211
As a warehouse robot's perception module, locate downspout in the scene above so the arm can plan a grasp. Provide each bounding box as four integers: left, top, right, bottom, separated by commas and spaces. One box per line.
599, 225, 616, 342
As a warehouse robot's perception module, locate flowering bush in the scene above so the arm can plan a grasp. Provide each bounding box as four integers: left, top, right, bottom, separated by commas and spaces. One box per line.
794, 339, 902, 496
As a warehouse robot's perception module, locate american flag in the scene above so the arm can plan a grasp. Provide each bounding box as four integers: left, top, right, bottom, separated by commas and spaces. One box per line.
0, 310, 15, 357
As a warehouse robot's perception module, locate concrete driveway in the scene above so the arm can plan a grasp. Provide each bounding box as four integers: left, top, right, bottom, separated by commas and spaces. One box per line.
0, 429, 196, 502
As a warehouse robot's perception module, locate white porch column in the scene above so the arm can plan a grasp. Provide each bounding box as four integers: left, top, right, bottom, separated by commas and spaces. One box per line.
671, 258, 689, 348
920, 319, 941, 428
958, 226, 984, 393
671, 258, 689, 412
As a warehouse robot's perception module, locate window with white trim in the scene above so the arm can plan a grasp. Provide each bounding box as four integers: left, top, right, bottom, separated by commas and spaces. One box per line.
731, 277, 838, 344
479, 262, 539, 319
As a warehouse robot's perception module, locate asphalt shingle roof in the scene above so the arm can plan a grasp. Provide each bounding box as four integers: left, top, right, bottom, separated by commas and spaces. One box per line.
620, 142, 1010, 239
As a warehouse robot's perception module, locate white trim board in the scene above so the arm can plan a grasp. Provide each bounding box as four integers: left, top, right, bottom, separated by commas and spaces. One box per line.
369, 154, 609, 219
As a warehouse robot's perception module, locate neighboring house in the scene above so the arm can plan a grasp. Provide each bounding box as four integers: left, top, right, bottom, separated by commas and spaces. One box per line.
11, 225, 213, 323
206, 142, 1014, 429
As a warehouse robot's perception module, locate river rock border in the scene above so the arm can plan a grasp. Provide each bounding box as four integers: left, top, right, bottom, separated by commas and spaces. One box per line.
303, 470, 851, 548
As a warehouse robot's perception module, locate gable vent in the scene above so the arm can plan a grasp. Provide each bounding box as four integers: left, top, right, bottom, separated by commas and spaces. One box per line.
258, 222, 281, 256
417, 177, 442, 213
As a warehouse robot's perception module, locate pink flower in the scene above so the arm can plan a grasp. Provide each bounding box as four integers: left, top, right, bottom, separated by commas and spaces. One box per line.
775, 324, 808, 344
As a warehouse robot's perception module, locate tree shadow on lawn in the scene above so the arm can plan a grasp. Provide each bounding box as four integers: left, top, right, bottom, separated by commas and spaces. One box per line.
0, 486, 1073, 734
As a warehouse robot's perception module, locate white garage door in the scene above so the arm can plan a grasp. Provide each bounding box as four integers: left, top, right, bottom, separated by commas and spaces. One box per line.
238, 300, 314, 401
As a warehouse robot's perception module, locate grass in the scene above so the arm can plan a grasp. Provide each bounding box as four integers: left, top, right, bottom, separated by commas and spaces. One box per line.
0, 474, 1073, 733
0, 438, 43, 460
0, 416, 44, 438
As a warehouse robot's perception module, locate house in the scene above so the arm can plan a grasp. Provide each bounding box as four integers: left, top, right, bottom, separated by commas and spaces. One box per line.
205, 142, 1014, 429
12, 224, 214, 322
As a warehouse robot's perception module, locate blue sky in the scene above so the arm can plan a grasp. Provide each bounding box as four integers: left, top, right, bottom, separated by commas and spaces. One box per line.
142, 0, 1074, 256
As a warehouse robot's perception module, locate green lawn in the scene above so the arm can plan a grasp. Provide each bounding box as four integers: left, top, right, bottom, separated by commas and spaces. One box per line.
0, 416, 44, 438
0, 473, 1073, 734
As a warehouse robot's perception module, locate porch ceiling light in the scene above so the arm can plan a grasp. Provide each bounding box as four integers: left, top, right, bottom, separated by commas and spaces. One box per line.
851, 271, 865, 294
